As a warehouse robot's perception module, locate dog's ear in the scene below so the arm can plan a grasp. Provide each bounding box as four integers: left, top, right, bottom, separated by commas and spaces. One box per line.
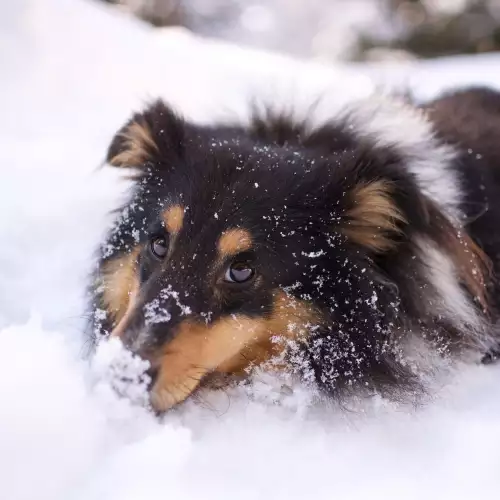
332, 147, 424, 255
106, 100, 185, 169
334, 149, 490, 309
341, 179, 407, 253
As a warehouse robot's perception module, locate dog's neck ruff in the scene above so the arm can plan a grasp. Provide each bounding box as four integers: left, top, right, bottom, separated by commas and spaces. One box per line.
308, 93, 487, 346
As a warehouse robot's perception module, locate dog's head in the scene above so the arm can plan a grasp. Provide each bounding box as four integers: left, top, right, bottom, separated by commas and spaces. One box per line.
95, 99, 488, 411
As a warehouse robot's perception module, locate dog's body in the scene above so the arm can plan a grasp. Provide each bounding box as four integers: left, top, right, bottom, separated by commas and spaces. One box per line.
90, 86, 500, 411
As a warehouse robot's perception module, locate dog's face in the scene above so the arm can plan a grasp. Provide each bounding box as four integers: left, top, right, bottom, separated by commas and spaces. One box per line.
101, 104, 348, 410
95, 100, 487, 411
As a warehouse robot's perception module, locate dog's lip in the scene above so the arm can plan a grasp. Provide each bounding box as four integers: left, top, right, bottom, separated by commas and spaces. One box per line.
198, 371, 242, 389
145, 366, 224, 395
145, 365, 245, 412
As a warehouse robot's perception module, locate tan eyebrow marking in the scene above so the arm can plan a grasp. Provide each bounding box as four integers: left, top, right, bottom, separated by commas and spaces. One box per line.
162, 205, 185, 235
217, 228, 253, 257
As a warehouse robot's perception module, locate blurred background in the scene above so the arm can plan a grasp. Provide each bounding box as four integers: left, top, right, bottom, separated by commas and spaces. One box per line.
99, 0, 500, 61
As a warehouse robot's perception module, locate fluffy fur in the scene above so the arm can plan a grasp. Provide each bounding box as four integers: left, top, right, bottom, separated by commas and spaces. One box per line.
90, 86, 500, 412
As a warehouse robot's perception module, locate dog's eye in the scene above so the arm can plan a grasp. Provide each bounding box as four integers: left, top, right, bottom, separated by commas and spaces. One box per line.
224, 262, 255, 283
150, 236, 168, 259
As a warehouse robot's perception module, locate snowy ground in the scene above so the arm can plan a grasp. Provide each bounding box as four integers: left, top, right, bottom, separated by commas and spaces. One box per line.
2, 1, 500, 499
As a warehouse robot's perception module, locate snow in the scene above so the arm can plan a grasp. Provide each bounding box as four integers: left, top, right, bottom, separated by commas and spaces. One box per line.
2, 0, 500, 499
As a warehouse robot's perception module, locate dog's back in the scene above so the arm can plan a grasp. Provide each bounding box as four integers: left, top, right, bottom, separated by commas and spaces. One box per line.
425, 88, 500, 310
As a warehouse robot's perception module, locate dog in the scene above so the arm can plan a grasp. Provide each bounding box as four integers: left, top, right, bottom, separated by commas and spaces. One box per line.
89, 86, 500, 412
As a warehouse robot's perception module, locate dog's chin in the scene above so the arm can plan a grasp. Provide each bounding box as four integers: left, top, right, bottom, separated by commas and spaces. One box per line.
149, 371, 245, 413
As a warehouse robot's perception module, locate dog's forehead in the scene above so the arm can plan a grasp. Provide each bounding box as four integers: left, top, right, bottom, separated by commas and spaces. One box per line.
150, 140, 314, 253
160, 164, 284, 221
157, 180, 257, 254
160, 200, 257, 253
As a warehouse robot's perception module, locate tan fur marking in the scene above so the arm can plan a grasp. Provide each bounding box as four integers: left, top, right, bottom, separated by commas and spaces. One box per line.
150, 291, 320, 411
109, 120, 158, 167
456, 234, 490, 312
441, 224, 490, 313
101, 248, 140, 326
217, 228, 253, 257
110, 287, 139, 339
343, 180, 406, 252
424, 198, 491, 313
163, 205, 185, 235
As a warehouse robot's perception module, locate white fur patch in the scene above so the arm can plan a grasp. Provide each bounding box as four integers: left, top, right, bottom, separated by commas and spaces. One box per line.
312, 92, 462, 220
416, 237, 488, 348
